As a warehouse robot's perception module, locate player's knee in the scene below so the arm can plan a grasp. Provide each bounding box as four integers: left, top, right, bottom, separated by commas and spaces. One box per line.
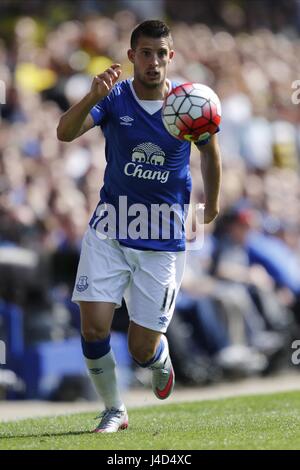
81, 326, 110, 342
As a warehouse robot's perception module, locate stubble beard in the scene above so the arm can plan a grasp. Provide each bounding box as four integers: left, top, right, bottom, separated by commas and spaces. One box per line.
136, 70, 165, 90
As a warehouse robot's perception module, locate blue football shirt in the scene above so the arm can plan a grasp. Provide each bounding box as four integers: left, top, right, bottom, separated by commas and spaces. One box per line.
89, 78, 192, 251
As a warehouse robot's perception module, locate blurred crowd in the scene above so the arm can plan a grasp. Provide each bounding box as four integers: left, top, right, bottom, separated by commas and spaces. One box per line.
1, 1, 300, 396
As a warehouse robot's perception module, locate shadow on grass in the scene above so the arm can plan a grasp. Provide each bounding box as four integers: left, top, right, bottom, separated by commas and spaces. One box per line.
0, 430, 92, 439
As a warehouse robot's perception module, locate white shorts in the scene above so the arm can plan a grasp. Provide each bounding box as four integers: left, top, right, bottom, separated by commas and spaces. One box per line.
72, 227, 186, 332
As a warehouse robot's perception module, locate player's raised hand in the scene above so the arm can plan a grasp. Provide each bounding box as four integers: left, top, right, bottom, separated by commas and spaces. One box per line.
90, 63, 122, 101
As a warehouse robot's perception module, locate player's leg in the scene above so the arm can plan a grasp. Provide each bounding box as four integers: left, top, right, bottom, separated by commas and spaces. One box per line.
128, 321, 174, 399
124, 250, 186, 399
72, 228, 131, 432
127, 321, 161, 364
80, 301, 128, 433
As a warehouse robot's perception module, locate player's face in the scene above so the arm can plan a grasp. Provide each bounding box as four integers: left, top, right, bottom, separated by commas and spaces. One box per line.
128, 36, 174, 89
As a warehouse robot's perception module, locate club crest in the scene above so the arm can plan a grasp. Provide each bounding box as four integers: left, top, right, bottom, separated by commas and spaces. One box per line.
76, 275, 89, 292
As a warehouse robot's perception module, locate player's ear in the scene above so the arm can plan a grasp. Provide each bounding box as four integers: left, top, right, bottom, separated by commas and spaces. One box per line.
127, 49, 135, 64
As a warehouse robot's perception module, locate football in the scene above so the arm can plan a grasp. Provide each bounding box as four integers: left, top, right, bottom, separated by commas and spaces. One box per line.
162, 82, 221, 142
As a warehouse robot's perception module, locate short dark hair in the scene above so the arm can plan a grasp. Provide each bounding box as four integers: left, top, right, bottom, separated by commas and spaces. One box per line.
130, 20, 173, 49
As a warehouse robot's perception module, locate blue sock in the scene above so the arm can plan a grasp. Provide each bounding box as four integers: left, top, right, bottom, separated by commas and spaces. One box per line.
134, 338, 164, 368
81, 334, 111, 359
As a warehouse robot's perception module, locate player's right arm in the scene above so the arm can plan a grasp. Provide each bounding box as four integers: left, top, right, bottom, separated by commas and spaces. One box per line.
57, 63, 122, 142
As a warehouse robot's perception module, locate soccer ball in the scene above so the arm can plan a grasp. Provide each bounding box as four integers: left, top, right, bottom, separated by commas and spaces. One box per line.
162, 82, 221, 142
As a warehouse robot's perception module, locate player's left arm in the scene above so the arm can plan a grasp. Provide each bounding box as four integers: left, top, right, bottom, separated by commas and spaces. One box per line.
197, 133, 222, 224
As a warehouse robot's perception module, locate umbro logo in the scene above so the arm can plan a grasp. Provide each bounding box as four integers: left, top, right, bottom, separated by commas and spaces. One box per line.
158, 316, 168, 326
120, 115, 134, 126
89, 368, 103, 375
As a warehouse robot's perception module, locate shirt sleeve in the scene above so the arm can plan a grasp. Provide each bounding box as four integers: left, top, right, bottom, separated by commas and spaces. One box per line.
89, 97, 109, 126
194, 136, 211, 148
194, 126, 220, 149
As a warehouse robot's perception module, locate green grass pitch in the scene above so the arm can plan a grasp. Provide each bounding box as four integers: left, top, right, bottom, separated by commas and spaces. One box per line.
0, 391, 300, 450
